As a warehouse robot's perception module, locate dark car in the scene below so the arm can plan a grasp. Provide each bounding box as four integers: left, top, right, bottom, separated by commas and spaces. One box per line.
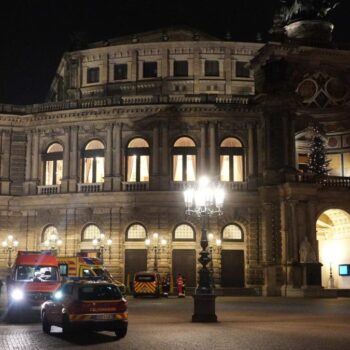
41, 281, 128, 338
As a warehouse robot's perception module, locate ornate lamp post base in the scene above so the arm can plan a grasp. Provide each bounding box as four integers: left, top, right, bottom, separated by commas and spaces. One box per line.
192, 294, 217, 322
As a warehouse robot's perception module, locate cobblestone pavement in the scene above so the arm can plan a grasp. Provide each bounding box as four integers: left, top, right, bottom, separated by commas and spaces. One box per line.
1, 296, 350, 350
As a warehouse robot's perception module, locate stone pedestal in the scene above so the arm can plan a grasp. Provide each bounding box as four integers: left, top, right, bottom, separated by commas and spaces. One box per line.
301, 262, 322, 288
192, 294, 217, 323
0, 179, 11, 195
263, 265, 281, 296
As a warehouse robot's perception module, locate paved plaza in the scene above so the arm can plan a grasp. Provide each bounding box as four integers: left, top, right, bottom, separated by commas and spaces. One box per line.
1, 295, 350, 350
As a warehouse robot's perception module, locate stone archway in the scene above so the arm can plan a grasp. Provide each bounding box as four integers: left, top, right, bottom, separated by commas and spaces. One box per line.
317, 209, 350, 289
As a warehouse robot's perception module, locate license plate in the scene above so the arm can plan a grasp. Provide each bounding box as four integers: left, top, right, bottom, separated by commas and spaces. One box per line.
95, 314, 114, 320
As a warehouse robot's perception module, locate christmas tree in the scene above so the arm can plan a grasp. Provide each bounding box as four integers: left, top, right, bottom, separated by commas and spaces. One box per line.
308, 127, 330, 176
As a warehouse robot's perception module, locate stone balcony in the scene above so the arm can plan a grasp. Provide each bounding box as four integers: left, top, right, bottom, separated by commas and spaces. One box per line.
37, 185, 60, 195
77, 183, 104, 193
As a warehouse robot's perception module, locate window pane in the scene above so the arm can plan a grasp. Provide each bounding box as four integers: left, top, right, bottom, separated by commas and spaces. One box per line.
56, 160, 63, 185
223, 224, 243, 240
42, 225, 58, 242
127, 155, 137, 182
87, 67, 100, 83
344, 153, 350, 177
186, 155, 196, 181
233, 155, 243, 182
45, 161, 54, 185
84, 158, 93, 183
140, 156, 149, 182
174, 224, 194, 240
96, 157, 104, 182
174, 61, 188, 77
128, 138, 149, 148
86, 140, 104, 150
83, 224, 101, 240
328, 154, 342, 176
127, 224, 146, 240
143, 62, 157, 78
114, 64, 128, 80
220, 137, 242, 148
236, 61, 250, 78
205, 60, 219, 77
173, 155, 183, 181
174, 137, 195, 147
220, 155, 230, 181
47, 143, 63, 153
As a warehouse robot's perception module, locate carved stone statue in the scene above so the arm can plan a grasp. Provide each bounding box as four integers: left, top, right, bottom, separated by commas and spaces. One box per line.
299, 236, 317, 263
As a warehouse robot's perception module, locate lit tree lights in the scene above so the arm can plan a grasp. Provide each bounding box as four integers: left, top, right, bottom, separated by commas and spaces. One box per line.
308, 127, 330, 176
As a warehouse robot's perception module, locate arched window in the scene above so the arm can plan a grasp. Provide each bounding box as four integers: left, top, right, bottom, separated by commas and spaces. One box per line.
172, 137, 196, 182
82, 140, 105, 183
82, 224, 102, 241
222, 224, 244, 242
126, 138, 150, 182
220, 137, 244, 182
43, 143, 63, 185
173, 223, 195, 241
42, 225, 59, 243
126, 223, 147, 240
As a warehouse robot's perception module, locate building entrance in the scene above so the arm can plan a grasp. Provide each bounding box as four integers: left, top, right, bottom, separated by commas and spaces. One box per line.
172, 249, 196, 289
125, 249, 148, 291
221, 250, 245, 287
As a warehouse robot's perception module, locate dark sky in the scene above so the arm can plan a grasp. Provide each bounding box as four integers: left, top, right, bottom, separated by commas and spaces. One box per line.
0, 0, 348, 105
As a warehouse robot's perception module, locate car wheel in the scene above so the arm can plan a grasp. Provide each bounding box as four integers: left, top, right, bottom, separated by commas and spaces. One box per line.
62, 315, 72, 335
42, 312, 51, 334
115, 323, 128, 339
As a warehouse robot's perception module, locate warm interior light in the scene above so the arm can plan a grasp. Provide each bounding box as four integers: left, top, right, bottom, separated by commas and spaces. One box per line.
208, 233, 214, 241
44, 240, 50, 247
13, 240, 19, 247
153, 232, 159, 240
8, 235, 13, 242
145, 238, 151, 246
50, 234, 57, 241
2, 241, 7, 248
100, 233, 105, 240
57, 239, 63, 246
199, 176, 209, 187
216, 239, 222, 247
161, 239, 167, 246
107, 239, 112, 246
92, 238, 98, 246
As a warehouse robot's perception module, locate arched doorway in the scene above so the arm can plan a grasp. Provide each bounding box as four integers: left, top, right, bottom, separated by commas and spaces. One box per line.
317, 209, 350, 289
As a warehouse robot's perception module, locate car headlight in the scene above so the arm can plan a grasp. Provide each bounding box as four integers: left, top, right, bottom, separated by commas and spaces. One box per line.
11, 289, 24, 301
54, 291, 63, 300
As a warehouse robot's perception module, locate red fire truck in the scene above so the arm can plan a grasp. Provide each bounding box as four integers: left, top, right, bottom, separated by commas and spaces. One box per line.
7, 251, 61, 318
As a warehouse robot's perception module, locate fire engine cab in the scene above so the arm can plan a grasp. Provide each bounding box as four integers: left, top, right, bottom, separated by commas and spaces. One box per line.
7, 251, 61, 316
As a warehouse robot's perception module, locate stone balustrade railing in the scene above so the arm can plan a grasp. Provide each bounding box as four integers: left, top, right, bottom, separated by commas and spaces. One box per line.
294, 174, 350, 188
77, 183, 104, 193
122, 182, 149, 192
37, 185, 60, 195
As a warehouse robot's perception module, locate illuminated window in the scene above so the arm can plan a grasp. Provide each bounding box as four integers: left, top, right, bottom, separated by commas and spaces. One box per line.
82, 224, 101, 241
174, 224, 195, 241
42, 225, 59, 243
328, 154, 342, 176
344, 153, 350, 177
87, 67, 100, 83
82, 140, 105, 183
172, 137, 196, 182
220, 138, 244, 182
222, 224, 244, 241
126, 138, 150, 182
126, 224, 147, 240
43, 143, 63, 185
298, 153, 309, 172
205, 60, 219, 77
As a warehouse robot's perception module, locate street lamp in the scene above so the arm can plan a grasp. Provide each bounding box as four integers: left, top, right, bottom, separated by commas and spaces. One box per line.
184, 176, 225, 322
92, 233, 112, 263
44, 233, 63, 255
208, 233, 222, 287
145, 232, 168, 272
2, 235, 19, 267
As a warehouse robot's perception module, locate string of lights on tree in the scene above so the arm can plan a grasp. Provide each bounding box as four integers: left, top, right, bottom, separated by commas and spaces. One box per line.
308, 126, 330, 176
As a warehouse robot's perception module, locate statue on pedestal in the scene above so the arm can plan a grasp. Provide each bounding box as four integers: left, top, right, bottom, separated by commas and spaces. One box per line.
299, 236, 317, 263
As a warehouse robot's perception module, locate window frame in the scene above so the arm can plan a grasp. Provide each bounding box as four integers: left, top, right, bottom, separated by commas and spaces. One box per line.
81, 140, 105, 184
87, 67, 100, 84
114, 63, 128, 81
143, 61, 158, 78
235, 61, 250, 78
205, 60, 220, 77
173, 223, 196, 242
42, 143, 63, 186
221, 223, 244, 242
125, 223, 147, 241
173, 60, 189, 77
172, 137, 197, 182
126, 138, 150, 182
42, 224, 59, 243
219, 137, 244, 182
81, 223, 102, 242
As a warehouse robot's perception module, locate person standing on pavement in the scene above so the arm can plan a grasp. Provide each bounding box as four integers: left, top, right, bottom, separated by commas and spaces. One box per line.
176, 273, 185, 298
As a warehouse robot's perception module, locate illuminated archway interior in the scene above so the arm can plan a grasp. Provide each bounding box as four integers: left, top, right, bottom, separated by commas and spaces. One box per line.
317, 209, 350, 289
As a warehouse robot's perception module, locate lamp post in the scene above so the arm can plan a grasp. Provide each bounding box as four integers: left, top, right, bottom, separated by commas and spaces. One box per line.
184, 176, 225, 322
2, 235, 19, 267
207, 233, 222, 287
44, 233, 63, 256
92, 233, 112, 263
145, 233, 167, 272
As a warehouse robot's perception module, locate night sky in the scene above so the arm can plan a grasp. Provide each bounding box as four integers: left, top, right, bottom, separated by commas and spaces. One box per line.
0, 0, 349, 105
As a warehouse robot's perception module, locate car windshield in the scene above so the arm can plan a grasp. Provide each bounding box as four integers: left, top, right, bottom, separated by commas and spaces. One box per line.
92, 268, 105, 277
15, 265, 59, 282
79, 284, 122, 301
135, 275, 155, 282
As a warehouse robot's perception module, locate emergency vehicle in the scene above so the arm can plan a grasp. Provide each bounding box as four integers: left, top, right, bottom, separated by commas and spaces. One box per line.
41, 280, 128, 338
7, 251, 61, 316
57, 256, 126, 294
133, 271, 162, 298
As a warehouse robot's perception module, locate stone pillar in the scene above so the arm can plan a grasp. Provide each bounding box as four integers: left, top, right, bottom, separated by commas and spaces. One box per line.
104, 124, 113, 191
209, 122, 216, 177
151, 124, 160, 189
28, 130, 40, 194
193, 46, 201, 94
248, 123, 255, 177
224, 47, 232, 95
0, 130, 11, 194
200, 123, 207, 176
68, 126, 79, 192
60, 128, 70, 193
307, 201, 318, 260
131, 50, 138, 82
24, 132, 32, 194
160, 122, 169, 190
113, 123, 122, 191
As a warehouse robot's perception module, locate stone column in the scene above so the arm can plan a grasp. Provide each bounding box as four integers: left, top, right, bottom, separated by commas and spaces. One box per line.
289, 200, 299, 262
60, 128, 70, 193
248, 123, 255, 177
193, 46, 201, 94
224, 47, 232, 95
24, 132, 32, 194
29, 130, 40, 194
160, 122, 169, 190
200, 123, 207, 176
131, 50, 138, 82
0, 130, 11, 194
113, 123, 122, 191
307, 200, 318, 260
68, 126, 79, 192
151, 124, 160, 189
104, 124, 113, 191
209, 122, 216, 177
